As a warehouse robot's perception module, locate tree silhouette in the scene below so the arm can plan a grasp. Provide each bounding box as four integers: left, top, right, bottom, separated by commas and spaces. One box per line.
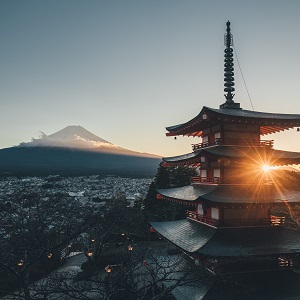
144, 164, 196, 221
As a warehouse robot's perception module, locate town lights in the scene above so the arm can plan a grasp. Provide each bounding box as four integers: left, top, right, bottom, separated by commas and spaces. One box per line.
91, 238, 95, 243
87, 250, 93, 257
47, 253, 53, 259
128, 245, 133, 251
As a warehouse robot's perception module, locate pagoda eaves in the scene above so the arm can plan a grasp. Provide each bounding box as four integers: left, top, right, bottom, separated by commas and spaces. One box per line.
166, 106, 300, 137
157, 185, 300, 205
150, 219, 300, 258
162, 146, 300, 167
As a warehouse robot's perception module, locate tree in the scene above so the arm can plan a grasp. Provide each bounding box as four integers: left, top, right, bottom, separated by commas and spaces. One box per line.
170, 165, 197, 187
76, 195, 151, 273
144, 164, 196, 221
16, 241, 209, 300
0, 190, 99, 299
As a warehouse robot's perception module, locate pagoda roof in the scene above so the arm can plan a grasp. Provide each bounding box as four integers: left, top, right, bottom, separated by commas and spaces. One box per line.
272, 149, 300, 164
150, 219, 215, 252
201, 226, 300, 257
150, 219, 300, 257
166, 106, 300, 136
162, 146, 300, 166
163, 152, 200, 163
157, 185, 217, 202
157, 184, 300, 204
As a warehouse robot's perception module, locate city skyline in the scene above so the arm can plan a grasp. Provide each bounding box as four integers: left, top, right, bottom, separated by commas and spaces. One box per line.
1, 0, 300, 157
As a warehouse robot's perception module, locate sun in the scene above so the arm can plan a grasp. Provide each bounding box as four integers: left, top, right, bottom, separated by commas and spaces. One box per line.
263, 165, 271, 171
262, 165, 278, 171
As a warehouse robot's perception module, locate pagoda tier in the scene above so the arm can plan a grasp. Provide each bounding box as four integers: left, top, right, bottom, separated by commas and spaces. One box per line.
162, 151, 203, 167
151, 219, 300, 258
162, 146, 300, 167
150, 219, 300, 274
166, 106, 300, 137
157, 185, 300, 205
157, 184, 300, 227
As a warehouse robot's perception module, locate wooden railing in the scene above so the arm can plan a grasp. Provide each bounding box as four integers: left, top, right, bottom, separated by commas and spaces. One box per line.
192, 139, 221, 150
186, 211, 219, 226
191, 177, 220, 184
191, 177, 276, 186
192, 139, 274, 151
278, 257, 293, 268
186, 211, 286, 227
271, 215, 286, 226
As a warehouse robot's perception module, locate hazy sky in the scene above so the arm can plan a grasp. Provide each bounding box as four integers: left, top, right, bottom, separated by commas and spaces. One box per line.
1, 0, 300, 157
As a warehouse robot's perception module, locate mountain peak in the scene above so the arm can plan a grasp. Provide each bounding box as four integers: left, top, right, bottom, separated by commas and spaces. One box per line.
19, 125, 117, 149
47, 125, 111, 144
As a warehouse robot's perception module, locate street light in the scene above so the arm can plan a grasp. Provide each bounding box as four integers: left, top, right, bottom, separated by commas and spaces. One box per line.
128, 244, 133, 264
104, 265, 112, 293
18, 259, 24, 267
87, 250, 93, 257
105, 265, 112, 273
91, 238, 95, 243
47, 253, 53, 259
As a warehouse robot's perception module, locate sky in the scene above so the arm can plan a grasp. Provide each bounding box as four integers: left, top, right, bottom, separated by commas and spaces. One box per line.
1, 0, 300, 157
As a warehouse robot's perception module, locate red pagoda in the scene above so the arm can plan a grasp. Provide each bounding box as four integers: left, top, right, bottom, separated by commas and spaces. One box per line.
150, 21, 300, 298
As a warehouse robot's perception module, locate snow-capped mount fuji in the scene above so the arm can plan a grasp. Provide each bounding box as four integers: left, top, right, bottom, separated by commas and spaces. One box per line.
19, 125, 120, 150
0, 126, 161, 176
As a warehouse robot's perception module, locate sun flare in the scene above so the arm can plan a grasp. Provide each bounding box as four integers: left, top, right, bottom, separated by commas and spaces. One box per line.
262, 165, 278, 171
263, 165, 271, 171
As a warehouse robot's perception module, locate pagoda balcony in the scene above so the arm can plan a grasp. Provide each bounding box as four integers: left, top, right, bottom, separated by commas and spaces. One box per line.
186, 211, 220, 227
192, 138, 274, 151
191, 176, 220, 184
186, 211, 286, 227
271, 215, 286, 226
191, 177, 276, 186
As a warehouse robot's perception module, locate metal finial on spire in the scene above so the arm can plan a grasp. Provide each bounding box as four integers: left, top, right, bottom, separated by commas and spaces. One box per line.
220, 21, 240, 109
225, 21, 233, 48
224, 21, 234, 102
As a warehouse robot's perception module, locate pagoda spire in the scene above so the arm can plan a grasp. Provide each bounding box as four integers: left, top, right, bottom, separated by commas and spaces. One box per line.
220, 21, 240, 109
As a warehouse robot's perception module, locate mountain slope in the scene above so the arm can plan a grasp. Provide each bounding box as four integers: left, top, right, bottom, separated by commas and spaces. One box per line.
0, 147, 160, 176
0, 126, 161, 176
